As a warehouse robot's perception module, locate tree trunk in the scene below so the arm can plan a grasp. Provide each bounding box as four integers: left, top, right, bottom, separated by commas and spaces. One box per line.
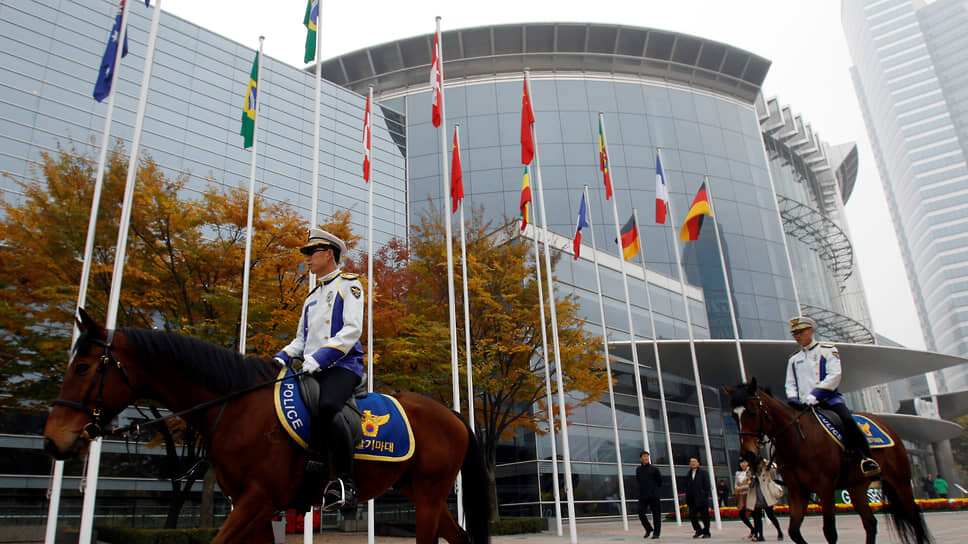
483, 439, 500, 522
199, 465, 217, 528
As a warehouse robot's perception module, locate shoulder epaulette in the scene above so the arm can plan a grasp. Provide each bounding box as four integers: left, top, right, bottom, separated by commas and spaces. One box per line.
787, 351, 800, 359
820, 342, 835, 348
340, 272, 360, 280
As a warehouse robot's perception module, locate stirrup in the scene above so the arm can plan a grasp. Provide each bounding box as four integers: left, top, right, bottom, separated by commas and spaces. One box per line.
860, 458, 881, 477
322, 478, 356, 512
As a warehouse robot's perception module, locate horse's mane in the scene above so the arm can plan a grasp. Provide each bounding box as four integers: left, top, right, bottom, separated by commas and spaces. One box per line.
727, 381, 775, 408
119, 328, 276, 394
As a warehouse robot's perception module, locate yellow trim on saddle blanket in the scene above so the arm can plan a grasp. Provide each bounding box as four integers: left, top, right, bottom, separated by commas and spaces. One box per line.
273, 368, 310, 450
354, 394, 415, 462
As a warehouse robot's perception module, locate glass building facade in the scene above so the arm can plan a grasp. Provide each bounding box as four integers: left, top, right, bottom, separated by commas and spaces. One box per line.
2, 1, 963, 530
843, 0, 968, 364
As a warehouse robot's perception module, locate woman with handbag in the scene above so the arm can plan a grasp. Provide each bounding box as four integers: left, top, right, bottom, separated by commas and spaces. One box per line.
751, 458, 784, 541
734, 459, 756, 539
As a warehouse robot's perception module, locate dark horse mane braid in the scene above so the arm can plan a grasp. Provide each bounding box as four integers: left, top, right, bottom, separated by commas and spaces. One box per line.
120, 328, 276, 394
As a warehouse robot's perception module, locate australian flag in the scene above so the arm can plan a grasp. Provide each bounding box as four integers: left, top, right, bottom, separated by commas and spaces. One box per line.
93, 1, 131, 102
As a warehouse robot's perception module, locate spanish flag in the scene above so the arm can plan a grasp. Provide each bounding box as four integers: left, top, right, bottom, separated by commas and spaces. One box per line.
620, 215, 640, 261
680, 182, 712, 241
598, 117, 613, 200
519, 165, 532, 231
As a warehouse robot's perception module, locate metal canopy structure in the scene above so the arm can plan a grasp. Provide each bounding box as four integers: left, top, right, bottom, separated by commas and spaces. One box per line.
778, 195, 854, 288
319, 22, 771, 104
801, 303, 875, 345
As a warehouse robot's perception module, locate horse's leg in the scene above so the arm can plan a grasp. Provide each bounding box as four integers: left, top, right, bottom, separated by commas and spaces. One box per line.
211, 491, 278, 544
786, 486, 810, 544
436, 507, 469, 544
847, 483, 876, 544
818, 492, 838, 544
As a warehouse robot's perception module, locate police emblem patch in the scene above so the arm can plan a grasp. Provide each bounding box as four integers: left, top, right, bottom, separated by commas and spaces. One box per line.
351, 286, 361, 298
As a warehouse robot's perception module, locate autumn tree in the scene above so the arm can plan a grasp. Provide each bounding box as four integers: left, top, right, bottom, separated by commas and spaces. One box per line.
372, 209, 609, 519
0, 143, 359, 526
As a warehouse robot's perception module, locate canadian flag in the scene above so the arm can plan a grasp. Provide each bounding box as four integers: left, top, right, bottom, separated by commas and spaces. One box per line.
362, 91, 371, 182
431, 30, 442, 127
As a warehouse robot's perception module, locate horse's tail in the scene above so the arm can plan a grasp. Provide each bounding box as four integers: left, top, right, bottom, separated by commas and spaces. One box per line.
881, 479, 932, 544
458, 414, 491, 544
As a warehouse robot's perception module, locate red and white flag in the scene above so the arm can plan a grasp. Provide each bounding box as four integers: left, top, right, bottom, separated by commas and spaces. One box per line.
431, 30, 443, 127
362, 91, 371, 182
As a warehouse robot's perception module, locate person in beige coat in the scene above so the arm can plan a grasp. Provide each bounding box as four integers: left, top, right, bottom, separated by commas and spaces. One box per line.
748, 458, 784, 541
734, 459, 756, 539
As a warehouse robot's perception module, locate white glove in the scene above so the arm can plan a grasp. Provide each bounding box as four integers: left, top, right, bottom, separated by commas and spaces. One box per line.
803, 393, 818, 406
273, 357, 287, 368
301, 354, 321, 374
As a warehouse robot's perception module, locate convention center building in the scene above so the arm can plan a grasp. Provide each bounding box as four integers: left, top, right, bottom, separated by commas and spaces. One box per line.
0, 0, 964, 527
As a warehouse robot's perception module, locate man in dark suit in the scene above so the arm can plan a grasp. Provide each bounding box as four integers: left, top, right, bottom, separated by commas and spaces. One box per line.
684, 457, 711, 538
636, 451, 662, 539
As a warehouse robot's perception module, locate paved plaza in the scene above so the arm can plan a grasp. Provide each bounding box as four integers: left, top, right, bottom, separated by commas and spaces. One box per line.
287, 510, 967, 543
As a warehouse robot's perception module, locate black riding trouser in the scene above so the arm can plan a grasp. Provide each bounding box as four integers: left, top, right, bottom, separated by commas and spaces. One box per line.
827, 402, 873, 458
313, 367, 361, 477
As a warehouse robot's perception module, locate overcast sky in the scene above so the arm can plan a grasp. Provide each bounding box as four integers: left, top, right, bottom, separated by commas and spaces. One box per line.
159, 0, 925, 349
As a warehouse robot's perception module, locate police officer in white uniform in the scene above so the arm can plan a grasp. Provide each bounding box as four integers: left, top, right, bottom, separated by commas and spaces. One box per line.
274, 228, 364, 511
785, 316, 880, 477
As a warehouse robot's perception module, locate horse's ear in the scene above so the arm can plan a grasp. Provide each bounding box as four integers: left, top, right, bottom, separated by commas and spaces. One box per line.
722, 385, 733, 395
746, 376, 758, 392
76, 308, 103, 336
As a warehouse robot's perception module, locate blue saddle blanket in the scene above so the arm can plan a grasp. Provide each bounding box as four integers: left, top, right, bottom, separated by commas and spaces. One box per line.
273, 369, 414, 462
814, 411, 895, 450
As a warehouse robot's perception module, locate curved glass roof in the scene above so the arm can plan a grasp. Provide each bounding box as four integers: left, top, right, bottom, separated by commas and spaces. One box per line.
319, 22, 771, 103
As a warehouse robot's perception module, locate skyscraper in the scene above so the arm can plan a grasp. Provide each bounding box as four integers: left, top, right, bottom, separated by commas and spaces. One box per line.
843, 0, 968, 370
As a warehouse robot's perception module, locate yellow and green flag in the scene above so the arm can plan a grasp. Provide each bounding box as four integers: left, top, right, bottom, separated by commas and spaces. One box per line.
303, 0, 319, 64
240, 52, 258, 149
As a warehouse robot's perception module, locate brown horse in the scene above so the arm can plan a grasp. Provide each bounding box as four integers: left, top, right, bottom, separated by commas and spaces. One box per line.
725, 379, 929, 544
43, 309, 489, 544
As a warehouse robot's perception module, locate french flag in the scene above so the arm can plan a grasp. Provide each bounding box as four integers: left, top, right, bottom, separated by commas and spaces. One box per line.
656, 153, 670, 224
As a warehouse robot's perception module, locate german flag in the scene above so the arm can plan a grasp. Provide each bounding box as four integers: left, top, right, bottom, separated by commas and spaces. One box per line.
680, 182, 712, 241
620, 215, 640, 261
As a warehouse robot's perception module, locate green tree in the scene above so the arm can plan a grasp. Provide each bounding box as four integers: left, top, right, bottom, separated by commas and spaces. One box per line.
373, 209, 609, 519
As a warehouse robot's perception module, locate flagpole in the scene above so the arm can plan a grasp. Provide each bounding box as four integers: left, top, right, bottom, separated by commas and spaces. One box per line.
46, 0, 136, 539
79, 2, 162, 541
632, 207, 681, 523
581, 185, 629, 530
434, 16, 464, 522
455, 124, 475, 444
598, 113, 650, 452
527, 213, 563, 536
307, 1, 325, 537
663, 160, 722, 531
526, 70, 578, 544
365, 85, 376, 544
239, 36, 264, 356
700, 176, 747, 382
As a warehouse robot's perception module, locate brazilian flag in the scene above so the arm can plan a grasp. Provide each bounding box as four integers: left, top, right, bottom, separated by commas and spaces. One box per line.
240, 52, 258, 149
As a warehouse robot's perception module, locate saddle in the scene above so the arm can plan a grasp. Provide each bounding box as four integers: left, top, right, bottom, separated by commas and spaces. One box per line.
296, 373, 366, 455
812, 408, 895, 451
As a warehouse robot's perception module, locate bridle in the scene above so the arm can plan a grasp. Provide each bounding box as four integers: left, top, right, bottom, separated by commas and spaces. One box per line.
52, 335, 138, 441
736, 390, 810, 469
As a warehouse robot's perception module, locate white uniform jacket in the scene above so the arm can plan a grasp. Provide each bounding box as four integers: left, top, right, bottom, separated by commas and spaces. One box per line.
275, 269, 364, 377
784, 341, 844, 405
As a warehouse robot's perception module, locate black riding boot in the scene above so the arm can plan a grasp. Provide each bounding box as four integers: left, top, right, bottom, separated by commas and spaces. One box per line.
322, 420, 357, 512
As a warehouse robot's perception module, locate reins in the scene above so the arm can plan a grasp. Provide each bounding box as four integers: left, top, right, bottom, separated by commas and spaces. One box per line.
53, 335, 309, 439
109, 367, 310, 438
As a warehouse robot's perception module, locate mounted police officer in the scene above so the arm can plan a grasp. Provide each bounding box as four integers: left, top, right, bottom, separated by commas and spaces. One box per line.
784, 316, 881, 477
274, 228, 364, 511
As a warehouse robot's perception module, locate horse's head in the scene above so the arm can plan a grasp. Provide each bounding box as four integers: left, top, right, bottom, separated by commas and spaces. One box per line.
723, 377, 773, 465
43, 309, 140, 460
